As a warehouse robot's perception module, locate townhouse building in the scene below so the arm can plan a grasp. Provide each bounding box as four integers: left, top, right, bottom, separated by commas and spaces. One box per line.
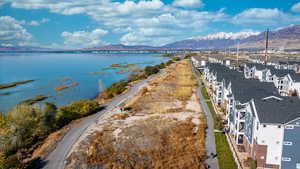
201, 62, 300, 169
244, 63, 300, 97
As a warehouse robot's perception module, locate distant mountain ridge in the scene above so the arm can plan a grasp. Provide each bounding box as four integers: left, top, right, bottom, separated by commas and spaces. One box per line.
164, 24, 300, 50
85, 44, 164, 50
1, 25, 300, 51
189, 31, 260, 40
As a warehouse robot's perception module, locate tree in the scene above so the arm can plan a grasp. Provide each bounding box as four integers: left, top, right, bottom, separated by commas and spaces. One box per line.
40, 103, 57, 134
8, 104, 42, 149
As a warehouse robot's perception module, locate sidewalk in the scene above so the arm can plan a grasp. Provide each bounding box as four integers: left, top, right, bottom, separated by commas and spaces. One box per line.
193, 67, 219, 169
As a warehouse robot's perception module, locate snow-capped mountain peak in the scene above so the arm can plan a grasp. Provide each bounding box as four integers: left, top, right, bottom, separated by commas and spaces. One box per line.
190, 31, 260, 40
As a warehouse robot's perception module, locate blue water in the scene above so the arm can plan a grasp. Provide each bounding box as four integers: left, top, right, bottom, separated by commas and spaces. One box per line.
0, 52, 169, 113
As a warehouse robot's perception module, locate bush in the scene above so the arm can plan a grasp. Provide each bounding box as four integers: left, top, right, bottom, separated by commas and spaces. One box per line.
184, 53, 198, 59
127, 73, 147, 82
165, 60, 174, 66
172, 57, 181, 61
56, 100, 99, 127
144, 66, 160, 76
102, 80, 129, 99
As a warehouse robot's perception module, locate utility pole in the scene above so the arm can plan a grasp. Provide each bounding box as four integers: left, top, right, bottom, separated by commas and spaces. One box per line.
264, 28, 269, 65
236, 41, 239, 65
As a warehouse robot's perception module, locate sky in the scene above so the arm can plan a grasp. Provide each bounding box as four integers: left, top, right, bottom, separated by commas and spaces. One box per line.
0, 0, 300, 49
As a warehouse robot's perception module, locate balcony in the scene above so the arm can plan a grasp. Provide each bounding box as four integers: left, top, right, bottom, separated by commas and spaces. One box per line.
239, 122, 245, 133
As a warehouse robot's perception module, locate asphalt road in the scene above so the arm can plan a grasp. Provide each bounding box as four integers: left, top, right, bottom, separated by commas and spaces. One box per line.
42, 70, 166, 169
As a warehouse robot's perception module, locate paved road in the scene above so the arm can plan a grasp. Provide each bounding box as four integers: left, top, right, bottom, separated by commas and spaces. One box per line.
194, 70, 219, 169
43, 70, 166, 169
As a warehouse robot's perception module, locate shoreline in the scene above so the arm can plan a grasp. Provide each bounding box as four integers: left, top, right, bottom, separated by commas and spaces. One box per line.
64, 59, 206, 169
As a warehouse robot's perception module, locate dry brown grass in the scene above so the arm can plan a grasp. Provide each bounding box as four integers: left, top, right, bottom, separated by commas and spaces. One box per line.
86, 118, 206, 169
65, 60, 206, 169
127, 59, 197, 113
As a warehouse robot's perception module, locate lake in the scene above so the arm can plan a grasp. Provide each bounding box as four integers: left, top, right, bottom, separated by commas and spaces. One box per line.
0, 52, 169, 113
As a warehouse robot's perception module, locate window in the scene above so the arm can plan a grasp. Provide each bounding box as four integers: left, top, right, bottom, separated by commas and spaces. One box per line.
276, 141, 280, 144
263, 124, 266, 127
283, 141, 293, 146
282, 157, 291, 161
285, 125, 294, 129
260, 156, 265, 160
278, 125, 281, 128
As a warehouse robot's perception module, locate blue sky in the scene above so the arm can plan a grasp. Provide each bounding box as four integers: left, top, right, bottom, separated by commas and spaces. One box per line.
0, 0, 300, 49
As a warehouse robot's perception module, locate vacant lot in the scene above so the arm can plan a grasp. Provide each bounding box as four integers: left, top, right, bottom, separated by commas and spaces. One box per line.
65, 60, 206, 169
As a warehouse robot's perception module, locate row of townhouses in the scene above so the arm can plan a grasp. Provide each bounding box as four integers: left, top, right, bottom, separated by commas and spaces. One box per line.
248, 56, 300, 72
244, 63, 300, 97
192, 57, 300, 169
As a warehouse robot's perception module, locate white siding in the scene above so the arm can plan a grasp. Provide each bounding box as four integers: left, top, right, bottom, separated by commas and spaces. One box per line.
254, 123, 284, 165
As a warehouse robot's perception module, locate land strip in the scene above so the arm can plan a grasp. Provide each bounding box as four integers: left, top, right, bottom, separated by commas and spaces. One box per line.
0, 80, 34, 89
41, 61, 176, 169
64, 59, 207, 169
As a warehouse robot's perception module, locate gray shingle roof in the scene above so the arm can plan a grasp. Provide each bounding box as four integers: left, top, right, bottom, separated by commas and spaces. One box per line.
254, 97, 300, 124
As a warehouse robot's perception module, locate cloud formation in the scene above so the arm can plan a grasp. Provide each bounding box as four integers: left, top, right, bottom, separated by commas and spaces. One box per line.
172, 0, 203, 8
1, 0, 300, 47
61, 29, 108, 48
291, 2, 300, 12
0, 16, 33, 46
232, 8, 300, 26
1, 0, 226, 46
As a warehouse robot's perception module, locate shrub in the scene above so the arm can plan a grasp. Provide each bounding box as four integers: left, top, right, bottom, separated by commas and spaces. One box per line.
102, 80, 129, 99
184, 53, 197, 59
144, 66, 160, 76
172, 57, 181, 61
56, 100, 99, 127
165, 60, 174, 66
158, 62, 166, 69
127, 73, 147, 82
7, 104, 43, 151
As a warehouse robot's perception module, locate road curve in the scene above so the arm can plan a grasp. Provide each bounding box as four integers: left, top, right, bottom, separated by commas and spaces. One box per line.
43, 70, 166, 169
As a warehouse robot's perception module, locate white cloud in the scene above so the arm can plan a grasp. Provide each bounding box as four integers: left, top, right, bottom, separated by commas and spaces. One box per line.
291, 2, 300, 12
0, 16, 33, 46
232, 8, 300, 26
61, 29, 108, 48
26, 18, 50, 26
172, 0, 203, 8
1, 0, 226, 46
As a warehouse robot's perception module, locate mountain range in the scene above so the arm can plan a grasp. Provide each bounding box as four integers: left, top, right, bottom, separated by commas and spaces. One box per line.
1, 24, 300, 51
163, 24, 300, 50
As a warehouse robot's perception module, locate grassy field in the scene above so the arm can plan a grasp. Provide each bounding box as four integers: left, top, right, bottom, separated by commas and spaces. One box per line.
205, 96, 237, 169
206, 101, 222, 130
201, 87, 209, 100
215, 133, 238, 169
192, 65, 239, 169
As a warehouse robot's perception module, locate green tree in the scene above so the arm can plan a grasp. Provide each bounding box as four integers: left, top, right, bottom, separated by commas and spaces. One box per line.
40, 103, 57, 133
8, 104, 42, 150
